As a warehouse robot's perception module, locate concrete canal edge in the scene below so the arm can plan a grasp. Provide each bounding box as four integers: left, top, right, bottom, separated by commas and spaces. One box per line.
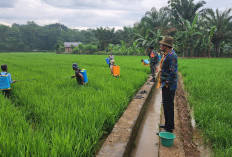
96, 75, 157, 157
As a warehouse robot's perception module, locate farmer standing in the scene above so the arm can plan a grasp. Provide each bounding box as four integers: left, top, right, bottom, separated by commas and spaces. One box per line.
148, 45, 159, 82
0, 64, 17, 97
157, 36, 178, 134
71, 63, 84, 85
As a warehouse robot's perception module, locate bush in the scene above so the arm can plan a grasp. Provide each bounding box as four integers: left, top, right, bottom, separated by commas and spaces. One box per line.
72, 46, 80, 54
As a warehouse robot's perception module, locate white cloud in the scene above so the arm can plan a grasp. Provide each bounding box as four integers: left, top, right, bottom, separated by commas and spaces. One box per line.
0, 20, 11, 26
0, 0, 231, 28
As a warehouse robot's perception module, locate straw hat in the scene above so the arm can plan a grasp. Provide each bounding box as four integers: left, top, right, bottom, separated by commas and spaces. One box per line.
110, 60, 115, 64
159, 36, 174, 48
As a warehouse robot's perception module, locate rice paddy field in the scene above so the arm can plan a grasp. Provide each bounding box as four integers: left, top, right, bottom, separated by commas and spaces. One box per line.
1, 54, 232, 156
179, 58, 232, 156
0, 53, 150, 156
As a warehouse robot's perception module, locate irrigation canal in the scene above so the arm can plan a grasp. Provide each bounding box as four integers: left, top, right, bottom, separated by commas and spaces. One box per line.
130, 86, 162, 157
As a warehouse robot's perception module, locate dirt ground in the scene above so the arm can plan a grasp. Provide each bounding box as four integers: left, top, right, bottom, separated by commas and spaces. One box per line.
159, 74, 200, 157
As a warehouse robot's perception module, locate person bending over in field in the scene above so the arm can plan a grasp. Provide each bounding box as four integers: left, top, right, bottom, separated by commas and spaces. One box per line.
110, 60, 116, 75
71, 63, 84, 85
0, 64, 17, 97
109, 52, 114, 68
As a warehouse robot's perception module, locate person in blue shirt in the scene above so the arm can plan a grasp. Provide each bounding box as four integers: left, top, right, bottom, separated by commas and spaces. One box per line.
157, 36, 178, 134
1, 64, 17, 97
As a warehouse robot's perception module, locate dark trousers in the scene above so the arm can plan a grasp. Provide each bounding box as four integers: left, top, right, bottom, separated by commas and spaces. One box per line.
162, 87, 176, 132
150, 62, 156, 78
2, 90, 10, 98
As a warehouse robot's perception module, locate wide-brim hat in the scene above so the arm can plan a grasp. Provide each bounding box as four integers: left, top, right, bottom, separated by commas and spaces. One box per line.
159, 36, 174, 48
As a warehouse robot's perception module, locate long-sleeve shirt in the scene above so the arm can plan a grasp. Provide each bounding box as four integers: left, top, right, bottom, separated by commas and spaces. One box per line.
109, 55, 114, 61
0, 72, 13, 83
148, 50, 159, 65
160, 50, 178, 90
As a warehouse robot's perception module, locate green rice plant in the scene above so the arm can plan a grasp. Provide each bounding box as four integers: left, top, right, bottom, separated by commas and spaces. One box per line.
179, 58, 232, 156
0, 53, 150, 156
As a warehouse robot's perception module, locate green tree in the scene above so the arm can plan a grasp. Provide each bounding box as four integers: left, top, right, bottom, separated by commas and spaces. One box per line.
54, 40, 64, 54
135, 29, 162, 51
203, 8, 232, 57
175, 14, 202, 57
94, 27, 116, 51
134, 7, 170, 37
199, 26, 217, 57
0, 25, 10, 51
168, 0, 205, 28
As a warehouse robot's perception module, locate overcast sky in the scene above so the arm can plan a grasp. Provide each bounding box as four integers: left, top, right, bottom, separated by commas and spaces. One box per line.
0, 0, 231, 30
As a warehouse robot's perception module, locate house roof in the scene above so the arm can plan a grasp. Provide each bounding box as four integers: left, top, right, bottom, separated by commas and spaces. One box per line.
64, 42, 81, 48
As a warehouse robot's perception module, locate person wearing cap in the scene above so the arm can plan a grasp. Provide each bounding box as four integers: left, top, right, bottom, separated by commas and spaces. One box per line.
1, 64, 17, 97
71, 63, 84, 85
147, 45, 159, 82
157, 36, 178, 134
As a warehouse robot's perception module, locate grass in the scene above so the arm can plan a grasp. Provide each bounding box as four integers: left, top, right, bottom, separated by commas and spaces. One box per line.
0, 53, 150, 156
179, 58, 232, 156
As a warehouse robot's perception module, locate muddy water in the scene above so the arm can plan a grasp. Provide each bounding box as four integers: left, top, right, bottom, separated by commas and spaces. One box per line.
130, 87, 162, 157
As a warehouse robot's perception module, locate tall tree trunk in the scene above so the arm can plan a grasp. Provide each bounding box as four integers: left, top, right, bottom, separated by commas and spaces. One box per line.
191, 48, 194, 57
203, 50, 206, 57
216, 46, 220, 57
216, 41, 221, 57
182, 49, 185, 57
218, 47, 221, 57
208, 42, 211, 58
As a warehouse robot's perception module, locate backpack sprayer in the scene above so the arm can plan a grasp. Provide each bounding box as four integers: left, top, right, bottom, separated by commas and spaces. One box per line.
0, 75, 11, 90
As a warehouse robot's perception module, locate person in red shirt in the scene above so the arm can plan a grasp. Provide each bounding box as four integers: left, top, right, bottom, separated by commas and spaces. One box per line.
147, 45, 159, 82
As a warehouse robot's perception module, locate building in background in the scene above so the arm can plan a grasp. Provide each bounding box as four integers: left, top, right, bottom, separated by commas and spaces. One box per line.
64, 42, 81, 53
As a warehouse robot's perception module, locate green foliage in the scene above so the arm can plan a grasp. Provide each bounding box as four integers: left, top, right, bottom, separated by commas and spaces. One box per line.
202, 8, 232, 57
0, 53, 150, 156
0, 1, 231, 57
179, 58, 232, 155
72, 46, 80, 54
54, 40, 65, 54
168, 0, 206, 25
107, 41, 145, 55
175, 14, 202, 57
72, 43, 97, 54
135, 29, 162, 51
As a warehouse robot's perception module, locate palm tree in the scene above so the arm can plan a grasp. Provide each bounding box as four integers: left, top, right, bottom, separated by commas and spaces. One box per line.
94, 27, 116, 51
135, 7, 170, 37
168, 0, 206, 28
202, 8, 232, 57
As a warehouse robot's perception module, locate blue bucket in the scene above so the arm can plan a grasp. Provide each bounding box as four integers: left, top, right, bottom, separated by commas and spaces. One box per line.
0, 75, 11, 90
80, 69, 88, 83
106, 58, 110, 64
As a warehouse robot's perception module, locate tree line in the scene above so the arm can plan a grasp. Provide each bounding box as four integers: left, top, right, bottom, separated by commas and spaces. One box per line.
0, 0, 231, 57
